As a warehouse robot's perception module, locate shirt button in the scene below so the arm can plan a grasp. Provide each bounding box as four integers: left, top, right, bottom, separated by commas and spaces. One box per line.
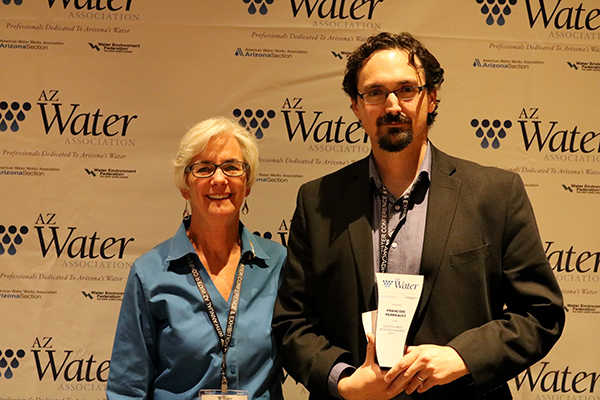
392, 243, 398, 249
229, 339, 235, 347
230, 366, 237, 374
394, 205, 400, 211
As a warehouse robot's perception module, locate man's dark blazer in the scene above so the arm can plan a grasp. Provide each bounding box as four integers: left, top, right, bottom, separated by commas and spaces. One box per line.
273, 144, 565, 400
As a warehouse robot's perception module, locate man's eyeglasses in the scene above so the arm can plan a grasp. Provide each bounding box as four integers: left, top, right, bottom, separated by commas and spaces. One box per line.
357, 85, 426, 105
186, 161, 249, 178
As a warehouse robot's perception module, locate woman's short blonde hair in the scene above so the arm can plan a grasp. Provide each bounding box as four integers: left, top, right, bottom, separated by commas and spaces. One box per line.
173, 117, 259, 190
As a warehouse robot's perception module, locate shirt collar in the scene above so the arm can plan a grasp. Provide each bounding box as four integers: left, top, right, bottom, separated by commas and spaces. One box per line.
165, 220, 271, 270
369, 141, 432, 200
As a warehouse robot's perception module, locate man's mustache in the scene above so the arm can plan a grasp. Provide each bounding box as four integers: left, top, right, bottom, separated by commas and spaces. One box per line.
377, 113, 412, 126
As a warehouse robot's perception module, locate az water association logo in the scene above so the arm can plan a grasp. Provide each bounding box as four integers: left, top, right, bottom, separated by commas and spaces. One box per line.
34, 213, 134, 260
0, 101, 32, 132
477, 0, 600, 33
3, 90, 139, 143
236, 98, 370, 155
475, 0, 518, 26
46, 0, 139, 21
381, 279, 394, 288
514, 361, 599, 395
470, 118, 513, 149
0, 348, 26, 379
1, 337, 110, 389
472, 107, 600, 158
35, 89, 138, 146
526, 0, 600, 32
280, 97, 367, 147
290, 0, 383, 26
1, 213, 135, 261
233, 108, 276, 139
242, 0, 274, 15
518, 107, 600, 162
0, 224, 29, 256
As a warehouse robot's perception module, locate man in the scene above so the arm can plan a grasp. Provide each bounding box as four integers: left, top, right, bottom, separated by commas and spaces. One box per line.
272, 32, 565, 400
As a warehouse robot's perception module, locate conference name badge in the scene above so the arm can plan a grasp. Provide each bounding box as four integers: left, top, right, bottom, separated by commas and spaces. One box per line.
199, 389, 248, 400
362, 273, 424, 368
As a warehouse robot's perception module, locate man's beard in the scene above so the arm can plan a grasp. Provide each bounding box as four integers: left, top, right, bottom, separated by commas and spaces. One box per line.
376, 113, 413, 153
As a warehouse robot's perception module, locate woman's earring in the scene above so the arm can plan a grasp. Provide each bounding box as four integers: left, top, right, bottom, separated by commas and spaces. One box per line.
241, 199, 249, 215
182, 201, 191, 220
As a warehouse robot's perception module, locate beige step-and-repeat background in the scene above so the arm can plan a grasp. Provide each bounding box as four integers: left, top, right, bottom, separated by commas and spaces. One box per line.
1, 1, 599, 399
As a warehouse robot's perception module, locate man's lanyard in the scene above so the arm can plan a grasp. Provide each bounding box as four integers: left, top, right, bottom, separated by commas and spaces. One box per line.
185, 245, 252, 394
379, 185, 409, 273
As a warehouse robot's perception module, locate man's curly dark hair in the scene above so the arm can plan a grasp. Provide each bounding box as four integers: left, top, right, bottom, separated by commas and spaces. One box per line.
343, 32, 445, 126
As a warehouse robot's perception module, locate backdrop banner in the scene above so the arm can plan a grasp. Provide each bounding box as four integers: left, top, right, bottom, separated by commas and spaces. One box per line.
1, 1, 598, 399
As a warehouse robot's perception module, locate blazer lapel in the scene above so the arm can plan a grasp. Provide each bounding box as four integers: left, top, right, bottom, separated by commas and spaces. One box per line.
344, 158, 377, 311
418, 146, 461, 316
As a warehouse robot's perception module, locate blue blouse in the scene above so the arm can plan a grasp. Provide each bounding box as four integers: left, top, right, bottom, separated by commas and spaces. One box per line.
106, 221, 286, 400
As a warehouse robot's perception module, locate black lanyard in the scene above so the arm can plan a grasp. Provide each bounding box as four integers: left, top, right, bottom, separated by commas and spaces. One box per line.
379, 185, 409, 273
186, 245, 252, 393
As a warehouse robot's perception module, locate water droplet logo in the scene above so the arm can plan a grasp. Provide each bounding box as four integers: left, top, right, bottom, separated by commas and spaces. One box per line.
0, 225, 29, 256
0, 349, 26, 380
0, 101, 31, 132
471, 118, 512, 149
475, 0, 517, 26
243, 0, 274, 15
233, 108, 276, 140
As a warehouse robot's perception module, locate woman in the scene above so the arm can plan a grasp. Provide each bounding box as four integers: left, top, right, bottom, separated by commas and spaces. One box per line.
106, 117, 286, 400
